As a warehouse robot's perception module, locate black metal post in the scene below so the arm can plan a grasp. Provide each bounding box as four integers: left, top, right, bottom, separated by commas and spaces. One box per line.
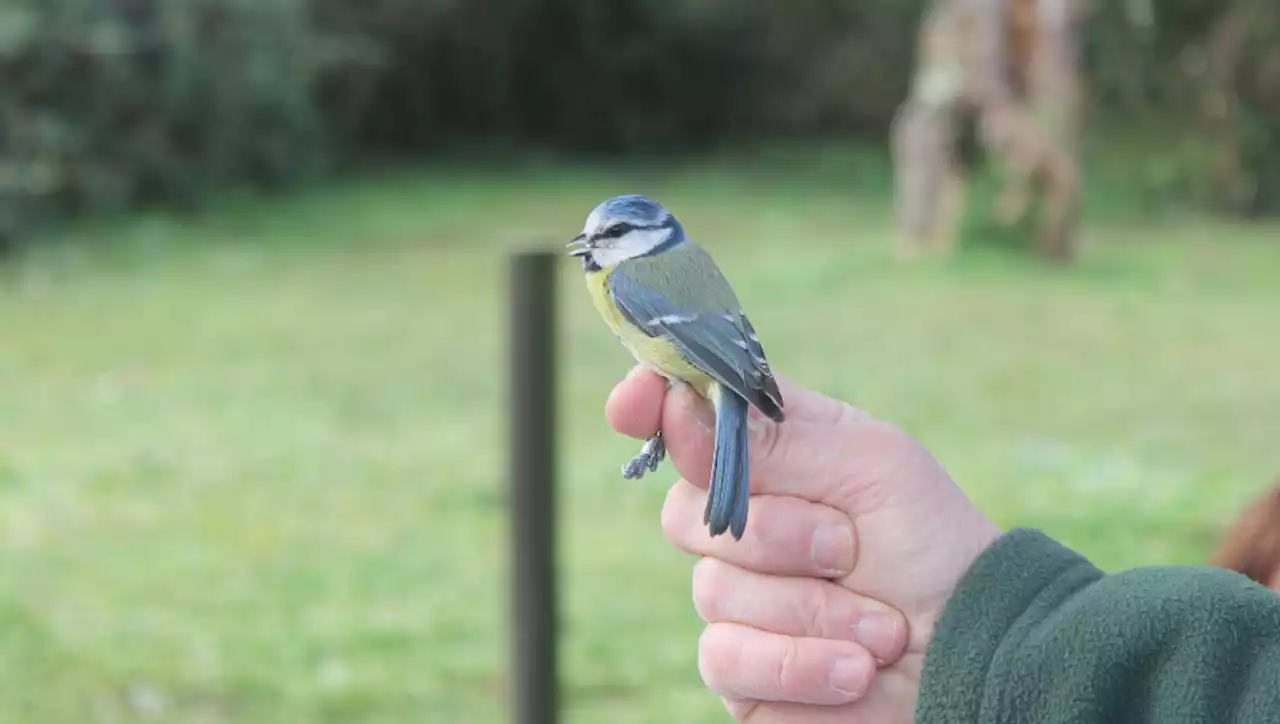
508, 250, 559, 724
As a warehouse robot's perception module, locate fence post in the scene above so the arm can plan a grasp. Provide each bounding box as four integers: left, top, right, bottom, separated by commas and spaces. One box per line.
508, 250, 559, 724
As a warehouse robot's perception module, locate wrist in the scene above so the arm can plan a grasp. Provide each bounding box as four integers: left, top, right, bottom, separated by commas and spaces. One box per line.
908, 513, 1005, 655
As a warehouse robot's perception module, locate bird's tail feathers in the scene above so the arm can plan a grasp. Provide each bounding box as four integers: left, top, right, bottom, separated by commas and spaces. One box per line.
704, 382, 750, 540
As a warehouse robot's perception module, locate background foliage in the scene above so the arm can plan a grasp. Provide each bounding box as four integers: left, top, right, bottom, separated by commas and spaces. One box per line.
2, 0, 1279, 241
3, 4, 1278, 723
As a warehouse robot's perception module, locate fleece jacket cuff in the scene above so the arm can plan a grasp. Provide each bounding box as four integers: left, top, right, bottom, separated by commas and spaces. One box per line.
914, 527, 1105, 723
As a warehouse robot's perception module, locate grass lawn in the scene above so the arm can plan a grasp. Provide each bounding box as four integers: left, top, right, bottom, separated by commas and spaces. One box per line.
2, 146, 1279, 723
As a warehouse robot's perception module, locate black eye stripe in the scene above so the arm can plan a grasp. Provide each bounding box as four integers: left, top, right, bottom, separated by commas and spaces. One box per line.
593, 218, 672, 241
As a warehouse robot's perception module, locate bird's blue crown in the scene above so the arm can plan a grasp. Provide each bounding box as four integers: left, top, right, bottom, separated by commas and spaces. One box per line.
592, 194, 669, 225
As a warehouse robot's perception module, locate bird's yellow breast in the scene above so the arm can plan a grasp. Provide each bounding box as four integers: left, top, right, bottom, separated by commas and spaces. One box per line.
585, 267, 715, 399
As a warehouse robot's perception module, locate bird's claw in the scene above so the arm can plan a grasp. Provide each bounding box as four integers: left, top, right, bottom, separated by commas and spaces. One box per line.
622, 457, 648, 479
622, 433, 665, 480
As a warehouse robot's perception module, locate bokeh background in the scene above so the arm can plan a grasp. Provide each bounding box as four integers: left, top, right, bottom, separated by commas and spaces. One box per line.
2, 1, 1278, 722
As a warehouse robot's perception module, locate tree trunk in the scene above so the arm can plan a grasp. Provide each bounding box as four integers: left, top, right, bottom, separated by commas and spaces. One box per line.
891, 0, 1087, 262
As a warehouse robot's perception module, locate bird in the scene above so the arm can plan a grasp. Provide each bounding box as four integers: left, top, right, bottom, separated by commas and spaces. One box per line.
567, 194, 784, 540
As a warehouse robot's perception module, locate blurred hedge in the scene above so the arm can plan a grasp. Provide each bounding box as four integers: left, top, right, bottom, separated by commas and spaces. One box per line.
0, 0, 374, 240
1, 0, 1277, 242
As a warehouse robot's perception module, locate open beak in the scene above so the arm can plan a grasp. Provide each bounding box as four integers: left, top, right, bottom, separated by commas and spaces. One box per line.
566, 233, 591, 257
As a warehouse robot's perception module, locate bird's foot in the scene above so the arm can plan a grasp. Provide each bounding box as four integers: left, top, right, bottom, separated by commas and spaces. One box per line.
622, 433, 666, 479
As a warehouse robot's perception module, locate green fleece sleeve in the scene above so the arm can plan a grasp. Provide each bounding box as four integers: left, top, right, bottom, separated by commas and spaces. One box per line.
916, 528, 1280, 724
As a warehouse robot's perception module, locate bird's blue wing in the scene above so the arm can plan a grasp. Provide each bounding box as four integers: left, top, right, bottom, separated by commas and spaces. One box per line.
608, 265, 783, 421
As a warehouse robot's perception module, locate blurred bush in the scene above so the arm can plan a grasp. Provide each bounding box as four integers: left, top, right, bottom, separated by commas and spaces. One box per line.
1, 0, 1278, 242
0, 0, 369, 240
1086, 0, 1280, 215
316, 0, 771, 155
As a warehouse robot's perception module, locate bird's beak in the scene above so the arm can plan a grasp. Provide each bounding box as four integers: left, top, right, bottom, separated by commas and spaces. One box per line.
566, 233, 591, 256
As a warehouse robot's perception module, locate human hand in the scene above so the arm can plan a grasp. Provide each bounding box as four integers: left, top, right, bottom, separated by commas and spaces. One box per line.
606, 366, 1003, 722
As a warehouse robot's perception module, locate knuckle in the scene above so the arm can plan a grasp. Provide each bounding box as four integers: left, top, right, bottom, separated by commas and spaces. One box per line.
801, 581, 831, 638
697, 625, 740, 695
690, 558, 726, 622
772, 636, 804, 695
660, 482, 694, 548
696, 629, 719, 690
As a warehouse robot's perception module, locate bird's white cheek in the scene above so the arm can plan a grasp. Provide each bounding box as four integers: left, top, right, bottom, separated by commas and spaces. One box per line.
591, 229, 669, 267
590, 246, 632, 268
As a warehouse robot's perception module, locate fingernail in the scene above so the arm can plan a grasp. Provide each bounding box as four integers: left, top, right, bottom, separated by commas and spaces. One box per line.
810, 526, 853, 576
853, 613, 903, 663
829, 656, 869, 697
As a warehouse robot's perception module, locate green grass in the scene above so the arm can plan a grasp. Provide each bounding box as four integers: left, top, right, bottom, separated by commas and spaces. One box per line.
2, 147, 1279, 723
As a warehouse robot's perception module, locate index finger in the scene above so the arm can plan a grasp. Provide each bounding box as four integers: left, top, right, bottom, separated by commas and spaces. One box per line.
605, 365, 669, 440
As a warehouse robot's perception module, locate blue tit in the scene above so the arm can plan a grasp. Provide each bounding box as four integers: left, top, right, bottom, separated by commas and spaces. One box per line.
567, 194, 784, 540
